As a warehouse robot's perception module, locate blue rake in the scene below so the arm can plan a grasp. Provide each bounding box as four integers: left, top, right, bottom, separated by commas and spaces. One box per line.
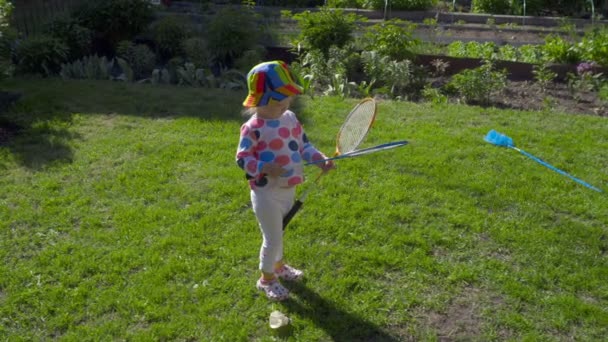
484, 129, 603, 193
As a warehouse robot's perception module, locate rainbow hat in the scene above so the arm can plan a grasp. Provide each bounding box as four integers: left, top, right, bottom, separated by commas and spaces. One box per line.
243, 61, 303, 108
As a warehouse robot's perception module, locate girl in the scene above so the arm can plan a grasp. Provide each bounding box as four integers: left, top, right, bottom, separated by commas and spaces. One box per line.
236, 61, 334, 301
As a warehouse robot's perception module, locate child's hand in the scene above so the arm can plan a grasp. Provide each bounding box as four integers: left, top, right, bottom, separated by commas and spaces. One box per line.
320, 160, 336, 172
261, 163, 287, 177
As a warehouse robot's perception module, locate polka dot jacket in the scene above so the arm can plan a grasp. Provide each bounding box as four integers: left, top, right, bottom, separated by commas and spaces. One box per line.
236, 110, 326, 189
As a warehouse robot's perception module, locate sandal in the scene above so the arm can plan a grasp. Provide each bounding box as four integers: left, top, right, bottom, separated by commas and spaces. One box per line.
275, 264, 303, 282
256, 278, 289, 301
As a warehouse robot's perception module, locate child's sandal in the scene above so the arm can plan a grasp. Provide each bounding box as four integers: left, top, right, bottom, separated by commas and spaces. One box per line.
275, 264, 303, 282
256, 278, 289, 301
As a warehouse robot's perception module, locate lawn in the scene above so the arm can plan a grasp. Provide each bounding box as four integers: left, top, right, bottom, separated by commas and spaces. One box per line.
1, 78, 607, 341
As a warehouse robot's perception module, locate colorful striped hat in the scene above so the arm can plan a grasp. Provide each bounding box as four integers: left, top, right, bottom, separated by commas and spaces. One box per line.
243, 61, 303, 108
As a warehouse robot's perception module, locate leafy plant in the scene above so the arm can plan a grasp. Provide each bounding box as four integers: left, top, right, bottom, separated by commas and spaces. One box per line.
498, 44, 518, 62
152, 15, 189, 61
296, 45, 359, 95
532, 62, 557, 93
176, 62, 207, 87
60, 55, 112, 80
448, 60, 507, 105
290, 7, 362, 56
368, 0, 437, 10
578, 27, 608, 67
517, 44, 544, 64
422, 85, 448, 104
15, 35, 68, 76
72, 0, 154, 48
43, 15, 92, 62
599, 84, 608, 105
116, 41, 156, 80
0, 0, 14, 80
465, 41, 497, 60
234, 48, 265, 73
472, 0, 511, 14
542, 34, 581, 65
116, 57, 134, 82
567, 62, 604, 101
361, 51, 427, 100
447, 41, 467, 57
363, 19, 419, 61
183, 37, 211, 69
207, 7, 261, 68
430, 59, 450, 77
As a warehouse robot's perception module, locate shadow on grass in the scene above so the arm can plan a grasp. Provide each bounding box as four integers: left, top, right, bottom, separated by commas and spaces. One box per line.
0, 79, 253, 169
282, 281, 400, 342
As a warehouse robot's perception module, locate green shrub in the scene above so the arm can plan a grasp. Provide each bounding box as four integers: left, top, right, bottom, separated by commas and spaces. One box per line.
207, 7, 261, 67
0, 0, 14, 80
60, 55, 112, 80
517, 44, 544, 64
368, 0, 436, 10
542, 35, 581, 65
363, 19, 419, 61
153, 15, 189, 60
599, 84, 608, 104
296, 45, 360, 94
43, 16, 92, 61
234, 48, 265, 73
578, 28, 608, 67
497, 44, 517, 62
72, 0, 154, 48
509, 0, 544, 15
116, 41, 156, 80
472, 0, 511, 14
361, 51, 427, 100
290, 7, 361, 55
326, 0, 365, 8
532, 62, 557, 93
448, 60, 507, 105
183, 37, 211, 69
15, 35, 68, 76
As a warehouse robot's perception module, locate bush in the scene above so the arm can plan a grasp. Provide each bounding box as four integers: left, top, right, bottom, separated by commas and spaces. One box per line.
207, 7, 261, 68
472, 0, 511, 14
326, 0, 365, 8
43, 16, 92, 62
578, 28, 608, 67
15, 35, 68, 76
448, 60, 507, 105
290, 7, 362, 56
116, 41, 156, 80
234, 48, 265, 73
183, 37, 211, 69
60, 55, 112, 80
72, 0, 154, 49
153, 15, 189, 61
542, 35, 581, 65
363, 19, 419, 61
368, 0, 436, 10
361, 51, 427, 99
0, 0, 15, 80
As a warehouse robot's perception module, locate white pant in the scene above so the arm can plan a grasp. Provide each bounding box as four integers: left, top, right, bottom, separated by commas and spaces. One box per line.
250, 182, 295, 274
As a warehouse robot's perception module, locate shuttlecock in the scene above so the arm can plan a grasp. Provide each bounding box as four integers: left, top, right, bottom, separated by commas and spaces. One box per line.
269, 310, 289, 329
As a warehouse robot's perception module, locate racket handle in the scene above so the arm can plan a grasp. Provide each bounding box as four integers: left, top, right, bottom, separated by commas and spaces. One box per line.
282, 200, 303, 230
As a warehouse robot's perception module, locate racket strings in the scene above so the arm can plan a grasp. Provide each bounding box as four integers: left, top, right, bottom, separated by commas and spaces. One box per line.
336, 100, 376, 154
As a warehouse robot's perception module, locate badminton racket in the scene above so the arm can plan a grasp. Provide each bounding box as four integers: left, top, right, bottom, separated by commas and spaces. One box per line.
282, 98, 377, 229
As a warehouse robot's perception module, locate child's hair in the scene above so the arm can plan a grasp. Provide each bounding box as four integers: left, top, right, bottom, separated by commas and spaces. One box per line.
242, 107, 257, 117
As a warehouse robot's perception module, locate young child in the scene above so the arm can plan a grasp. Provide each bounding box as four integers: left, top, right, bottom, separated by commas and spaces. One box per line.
236, 61, 334, 301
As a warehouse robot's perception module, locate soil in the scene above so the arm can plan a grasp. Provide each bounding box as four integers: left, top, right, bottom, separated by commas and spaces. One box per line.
430, 78, 607, 117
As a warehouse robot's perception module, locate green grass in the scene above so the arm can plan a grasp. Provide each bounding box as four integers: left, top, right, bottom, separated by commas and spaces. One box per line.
1, 78, 607, 341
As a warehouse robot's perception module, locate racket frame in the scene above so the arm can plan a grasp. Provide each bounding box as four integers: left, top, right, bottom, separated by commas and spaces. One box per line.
283, 98, 377, 230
